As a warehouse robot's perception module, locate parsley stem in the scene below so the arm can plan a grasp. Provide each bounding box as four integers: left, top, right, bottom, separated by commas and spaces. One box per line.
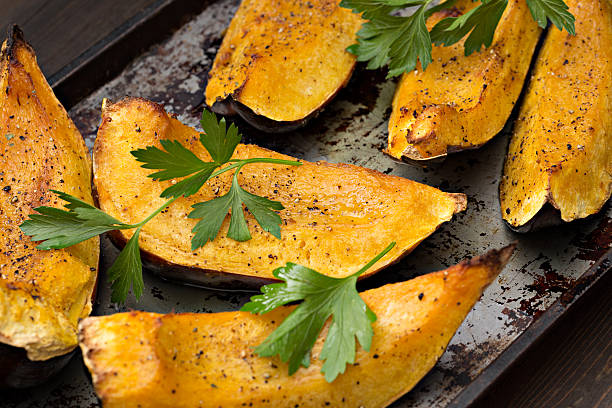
209, 158, 302, 179
350, 242, 396, 278
130, 196, 181, 228
123, 158, 299, 231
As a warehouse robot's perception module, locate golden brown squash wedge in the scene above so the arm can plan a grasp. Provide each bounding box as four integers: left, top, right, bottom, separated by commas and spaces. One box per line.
78, 245, 514, 408
0, 26, 99, 387
94, 97, 466, 288
387, 0, 541, 161
205, 0, 363, 132
500, 0, 612, 230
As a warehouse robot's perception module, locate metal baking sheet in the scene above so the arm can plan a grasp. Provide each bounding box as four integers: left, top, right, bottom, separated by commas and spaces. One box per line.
2, 0, 610, 406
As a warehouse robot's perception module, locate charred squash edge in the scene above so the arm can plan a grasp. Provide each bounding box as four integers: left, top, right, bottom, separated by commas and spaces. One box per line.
386, 2, 541, 163
502, 190, 611, 234
209, 64, 355, 133
387, 87, 493, 163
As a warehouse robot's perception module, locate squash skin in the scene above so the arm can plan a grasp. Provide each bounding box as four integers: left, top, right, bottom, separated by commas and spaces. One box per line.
387, 0, 541, 161
94, 97, 466, 288
205, 0, 363, 132
500, 0, 612, 229
0, 342, 74, 389
0, 27, 99, 385
78, 245, 514, 408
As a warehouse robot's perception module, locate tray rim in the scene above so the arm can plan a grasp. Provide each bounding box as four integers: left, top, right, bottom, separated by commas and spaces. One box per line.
447, 247, 611, 407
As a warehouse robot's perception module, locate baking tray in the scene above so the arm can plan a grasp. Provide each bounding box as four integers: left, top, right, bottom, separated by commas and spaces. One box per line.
1, 0, 610, 406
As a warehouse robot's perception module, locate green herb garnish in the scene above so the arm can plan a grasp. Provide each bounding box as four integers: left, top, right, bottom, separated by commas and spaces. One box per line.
341, 0, 575, 77
20, 191, 135, 250
20, 111, 301, 303
242, 242, 396, 382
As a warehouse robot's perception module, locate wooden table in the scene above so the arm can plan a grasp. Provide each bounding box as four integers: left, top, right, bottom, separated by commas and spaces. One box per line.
1, 1, 610, 407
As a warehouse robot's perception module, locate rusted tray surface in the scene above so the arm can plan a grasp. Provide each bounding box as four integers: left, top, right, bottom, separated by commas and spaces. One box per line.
2, 0, 610, 406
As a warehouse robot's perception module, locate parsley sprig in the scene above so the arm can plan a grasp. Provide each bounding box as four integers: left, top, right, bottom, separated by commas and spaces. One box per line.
341, 0, 575, 77
20, 111, 301, 303
242, 242, 396, 382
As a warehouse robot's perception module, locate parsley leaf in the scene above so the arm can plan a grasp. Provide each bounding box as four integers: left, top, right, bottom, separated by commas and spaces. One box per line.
343, 0, 434, 76
20, 190, 130, 250
526, 0, 575, 34
199, 110, 241, 164
19, 190, 175, 303
107, 227, 144, 303
131, 111, 240, 199
430, 0, 507, 56
131, 109, 299, 242
131, 139, 211, 181
188, 172, 284, 249
131, 140, 218, 198
158, 165, 218, 199
242, 242, 396, 382
342, 0, 575, 76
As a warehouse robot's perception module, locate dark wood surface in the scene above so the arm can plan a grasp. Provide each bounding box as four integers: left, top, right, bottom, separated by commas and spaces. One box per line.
0, 1, 610, 407
0, 0, 159, 77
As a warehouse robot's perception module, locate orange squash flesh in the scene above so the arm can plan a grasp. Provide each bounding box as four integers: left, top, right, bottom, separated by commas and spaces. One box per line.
205, 0, 363, 131
387, 0, 541, 161
500, 0, 612, 228
0, 27, 99, 366
79, 245, 514, 408
93, 97, 466, 288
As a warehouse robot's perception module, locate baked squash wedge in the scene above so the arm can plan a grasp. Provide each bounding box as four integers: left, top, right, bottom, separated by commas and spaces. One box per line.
387, 0, 541, 161
94, 97, 466, 288
78, 245, 514, 408
0, 27, 99, 387
205, 0, 363, 132
500, 0, 612, 230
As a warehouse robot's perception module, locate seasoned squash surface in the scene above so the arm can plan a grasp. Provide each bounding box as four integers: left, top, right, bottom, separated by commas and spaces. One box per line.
94, 98, 466, 287
0, 27, 98, 361
388, 0, 541, 161
205, 0, 362, 129
79, 246, 513, 408
500, 0, 612, 227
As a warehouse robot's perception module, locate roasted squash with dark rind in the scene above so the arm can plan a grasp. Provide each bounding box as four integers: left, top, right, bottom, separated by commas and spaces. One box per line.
500, 0, 612, 230
387, 0, 541, 161
94, 97, 466, 288
0, 26, 99, 386
78, 245, 514, 408
205, 0, 363, 132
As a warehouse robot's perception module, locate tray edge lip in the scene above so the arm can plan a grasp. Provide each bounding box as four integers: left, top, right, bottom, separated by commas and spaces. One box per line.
446, 246, 612, 408
48, 0, 215, 109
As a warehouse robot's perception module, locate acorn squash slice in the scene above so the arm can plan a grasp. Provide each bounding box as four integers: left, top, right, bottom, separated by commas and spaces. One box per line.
0, 26, 99, 387
205, 0, 363, 132
387, 0, 541, 161
500, 0, 612, 230
93, 97, 466, 288
78, 245, 514, 408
